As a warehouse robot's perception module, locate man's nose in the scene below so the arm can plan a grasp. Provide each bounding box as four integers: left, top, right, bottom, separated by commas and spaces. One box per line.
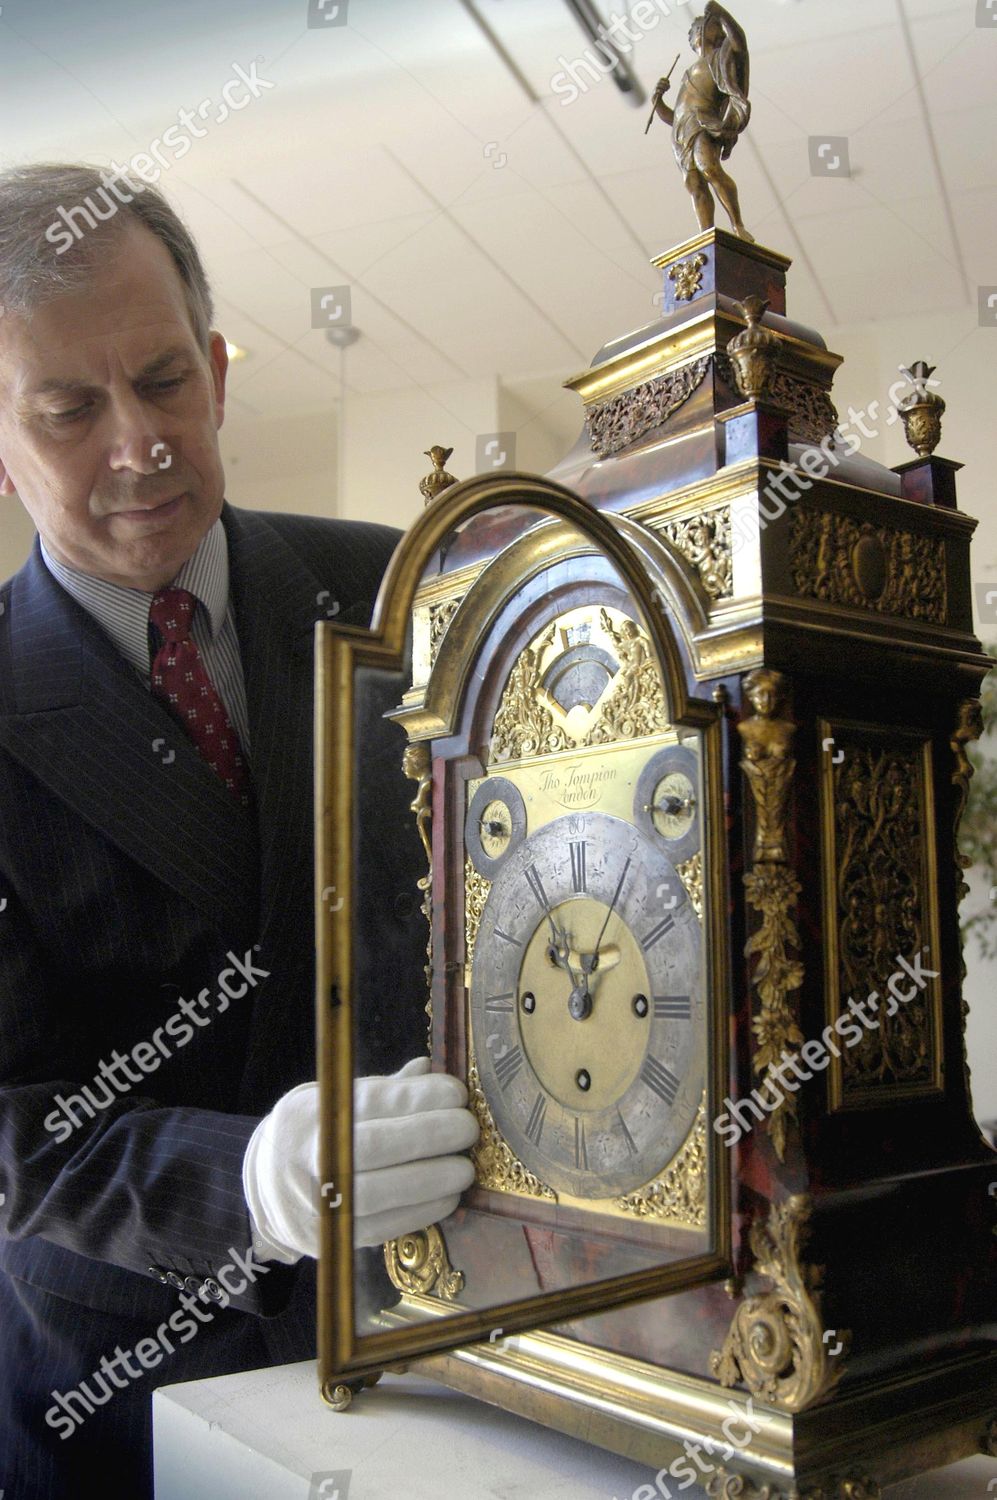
105, 390, 168, 475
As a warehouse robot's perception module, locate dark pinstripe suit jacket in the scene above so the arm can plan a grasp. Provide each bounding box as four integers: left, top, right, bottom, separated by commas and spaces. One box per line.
0, 501, 421, 1494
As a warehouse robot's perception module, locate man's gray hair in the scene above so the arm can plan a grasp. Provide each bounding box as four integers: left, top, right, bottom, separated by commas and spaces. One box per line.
0, 163, 214, 350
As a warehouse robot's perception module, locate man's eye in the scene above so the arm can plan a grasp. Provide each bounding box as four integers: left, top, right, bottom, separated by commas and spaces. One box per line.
148, 377, 186, 395
50, 404, 90, 423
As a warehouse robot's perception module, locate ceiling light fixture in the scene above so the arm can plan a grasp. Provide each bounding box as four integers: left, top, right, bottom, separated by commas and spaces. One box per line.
562, 0, 647, 106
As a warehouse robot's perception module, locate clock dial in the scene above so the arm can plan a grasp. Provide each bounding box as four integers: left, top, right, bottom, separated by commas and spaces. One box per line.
470, 810, 702, 1199
465, 777, 527, 877
635, 744, 701, 862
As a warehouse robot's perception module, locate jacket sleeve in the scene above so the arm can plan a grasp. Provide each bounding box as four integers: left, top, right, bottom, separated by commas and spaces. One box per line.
0, 828, 292, 1317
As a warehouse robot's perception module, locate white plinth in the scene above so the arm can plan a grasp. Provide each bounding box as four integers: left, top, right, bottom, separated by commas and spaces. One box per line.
152, 1360, 996, 1500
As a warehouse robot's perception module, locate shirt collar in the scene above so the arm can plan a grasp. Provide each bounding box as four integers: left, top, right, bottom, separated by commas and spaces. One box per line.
39, 517, 230, 678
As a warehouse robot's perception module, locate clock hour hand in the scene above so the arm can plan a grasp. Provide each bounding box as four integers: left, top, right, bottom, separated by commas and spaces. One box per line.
547, 926, 593, 1021
524, 866, 572, 972
565, 856, 632, 1022
545, 929, 571, 970
566, 939, 623, 1020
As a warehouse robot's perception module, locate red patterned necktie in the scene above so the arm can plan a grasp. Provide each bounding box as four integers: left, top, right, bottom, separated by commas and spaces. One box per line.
149, 587, 252, 808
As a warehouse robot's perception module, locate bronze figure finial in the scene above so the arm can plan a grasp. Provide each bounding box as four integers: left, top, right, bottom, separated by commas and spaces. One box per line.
419, 445, 458, 506
648, 2, 754, 241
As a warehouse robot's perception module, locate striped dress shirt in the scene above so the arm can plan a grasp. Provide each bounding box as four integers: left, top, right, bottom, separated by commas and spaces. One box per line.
39, 517, 252, 759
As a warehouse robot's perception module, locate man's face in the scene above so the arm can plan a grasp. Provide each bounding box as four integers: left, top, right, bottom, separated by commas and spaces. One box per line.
0, 219, 228, 591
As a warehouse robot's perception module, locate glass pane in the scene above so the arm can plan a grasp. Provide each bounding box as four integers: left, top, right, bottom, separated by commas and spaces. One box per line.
319, 496, 728, 1370
349, 654, 431, 1336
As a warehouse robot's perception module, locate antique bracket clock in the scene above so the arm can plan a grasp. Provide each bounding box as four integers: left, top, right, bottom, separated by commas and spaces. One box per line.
316, 44, 996, 1500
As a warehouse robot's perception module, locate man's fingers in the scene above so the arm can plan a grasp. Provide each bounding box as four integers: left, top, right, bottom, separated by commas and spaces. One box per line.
355, 1108, 479, 1173
393, 1056, 430, 1079
355, 1069, 468, 1122
354, 1154, 476, 1219
354, 1194, 465, 1250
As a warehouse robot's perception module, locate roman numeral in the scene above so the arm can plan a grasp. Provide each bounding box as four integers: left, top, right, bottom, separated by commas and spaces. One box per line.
525, 1093, 547, 1146
574, 1116, 588, 1170
494, 927, 519, 946
494, 1046, 524, 1090
616, 1107, 638, 1156
524, 864, 549, 911
484, 993, 515, 1013
654, 995, 691, 1019
641, 1055, 680, 1105
569, 840, 587, 893
641, 913, 677, 950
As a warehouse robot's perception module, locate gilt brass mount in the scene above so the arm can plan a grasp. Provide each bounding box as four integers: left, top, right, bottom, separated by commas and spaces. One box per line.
711, 1195, 848, 1413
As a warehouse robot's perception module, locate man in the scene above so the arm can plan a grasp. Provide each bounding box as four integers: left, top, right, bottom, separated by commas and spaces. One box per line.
0, 163, 477, 1499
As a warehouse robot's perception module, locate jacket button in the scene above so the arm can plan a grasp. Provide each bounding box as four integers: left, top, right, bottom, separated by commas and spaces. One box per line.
148, 1265, 169, 1284
165, 1271, 185, 1290
202, 1278, 225, 1302
184, 1276, 201, 1294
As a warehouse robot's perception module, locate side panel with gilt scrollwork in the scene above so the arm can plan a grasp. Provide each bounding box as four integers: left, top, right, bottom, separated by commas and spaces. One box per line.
818, 719, 944, 1108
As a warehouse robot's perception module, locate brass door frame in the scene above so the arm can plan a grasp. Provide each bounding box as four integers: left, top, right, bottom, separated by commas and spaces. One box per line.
315, 472, 732, 1397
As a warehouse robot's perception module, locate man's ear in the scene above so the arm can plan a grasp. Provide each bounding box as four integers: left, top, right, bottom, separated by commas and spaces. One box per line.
207, 330, 229, 431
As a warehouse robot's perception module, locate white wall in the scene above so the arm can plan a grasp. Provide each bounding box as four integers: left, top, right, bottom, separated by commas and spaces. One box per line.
0, 499, 37, 581
218, 405, 338, 519
962, 871, 997, 1128
338, 375, 502, 531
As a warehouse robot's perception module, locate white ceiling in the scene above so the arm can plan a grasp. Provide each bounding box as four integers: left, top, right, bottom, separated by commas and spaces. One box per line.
1, 0, 993, 428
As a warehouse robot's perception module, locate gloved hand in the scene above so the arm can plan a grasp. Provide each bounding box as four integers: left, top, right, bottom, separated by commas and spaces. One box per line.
242, 1057, 478, 1264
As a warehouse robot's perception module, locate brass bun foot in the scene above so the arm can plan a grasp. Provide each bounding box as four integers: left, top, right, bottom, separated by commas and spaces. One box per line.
321, 1372, 385, 1412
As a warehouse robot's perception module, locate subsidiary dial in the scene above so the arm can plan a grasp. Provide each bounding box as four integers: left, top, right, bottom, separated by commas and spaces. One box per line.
465, 777, 527, 878
634, 744, 700, 863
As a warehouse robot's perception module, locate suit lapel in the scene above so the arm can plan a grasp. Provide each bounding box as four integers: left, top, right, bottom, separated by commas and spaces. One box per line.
0, 537, 260, 934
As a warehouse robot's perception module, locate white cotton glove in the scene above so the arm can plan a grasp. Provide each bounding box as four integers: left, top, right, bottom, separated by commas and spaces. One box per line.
242, 1058, 479, 1263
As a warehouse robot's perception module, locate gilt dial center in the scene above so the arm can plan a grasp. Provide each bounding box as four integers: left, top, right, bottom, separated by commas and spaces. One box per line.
519, 896, 650, 1113
649, 771, 696, 840
479, 799, 513, 858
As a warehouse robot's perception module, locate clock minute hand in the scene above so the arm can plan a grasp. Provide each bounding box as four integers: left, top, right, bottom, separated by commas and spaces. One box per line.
585, 855, 632, 974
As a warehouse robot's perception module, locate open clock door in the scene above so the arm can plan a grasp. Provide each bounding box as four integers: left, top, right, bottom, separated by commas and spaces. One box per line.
315, 473, 732, 1403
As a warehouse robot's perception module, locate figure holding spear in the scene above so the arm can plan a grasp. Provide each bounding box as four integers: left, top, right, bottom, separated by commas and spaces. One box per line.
648, 2, 754, 242
644, 53, 680, 134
